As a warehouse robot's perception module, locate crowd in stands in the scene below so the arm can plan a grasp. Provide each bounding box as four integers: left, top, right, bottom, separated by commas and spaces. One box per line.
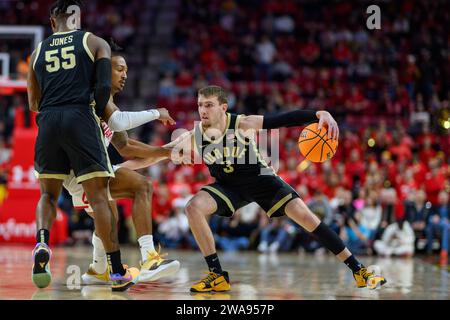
0, 0, 449, 259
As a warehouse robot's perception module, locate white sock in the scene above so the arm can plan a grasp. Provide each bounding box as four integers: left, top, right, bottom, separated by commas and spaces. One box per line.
92, 232, 107, 274
138, 235, 156, 261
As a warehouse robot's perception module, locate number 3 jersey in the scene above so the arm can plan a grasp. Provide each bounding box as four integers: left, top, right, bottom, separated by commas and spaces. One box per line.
193, 113, 273, 184
33, 30, 94, 111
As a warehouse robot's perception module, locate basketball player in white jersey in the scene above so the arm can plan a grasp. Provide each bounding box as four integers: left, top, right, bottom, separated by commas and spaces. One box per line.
63, 43, 180, 283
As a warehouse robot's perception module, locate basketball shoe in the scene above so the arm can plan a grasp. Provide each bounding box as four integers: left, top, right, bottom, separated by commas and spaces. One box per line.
82, 263, 130, 285
32, 243, 52, 289
353, 267, 387, 289
81, 264, 111, 285
139, 248, 180, 282
190, 271, 231, 293
110, 266, 140, 292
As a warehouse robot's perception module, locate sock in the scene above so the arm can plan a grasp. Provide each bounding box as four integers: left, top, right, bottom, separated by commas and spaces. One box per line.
344, 255, 364, 273
312, 222, 365, 272
312, 222, 346, 255
138, 235, 156, 261
92, 233, 107, 274
106, 250, 126, 276
205, 253, 223, 274
36, 229, 49, 245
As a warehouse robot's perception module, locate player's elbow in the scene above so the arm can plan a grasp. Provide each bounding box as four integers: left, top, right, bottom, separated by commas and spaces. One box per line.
93, 84, 111, 116
29, 102, 38, 112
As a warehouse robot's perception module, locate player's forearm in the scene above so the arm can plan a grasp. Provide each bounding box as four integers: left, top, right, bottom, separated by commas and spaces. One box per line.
93, 58, 112, 117
262, 110, 319, 129
27, 64, 40, 112
107, 109, 160, 132
121, 139, 171, 159
120, 157, 167, 170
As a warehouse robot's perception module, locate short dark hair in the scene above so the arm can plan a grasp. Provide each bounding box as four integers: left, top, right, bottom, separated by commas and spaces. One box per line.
50, 0, 83, 18
198, 85, 228, 104
109, 38, 124, 58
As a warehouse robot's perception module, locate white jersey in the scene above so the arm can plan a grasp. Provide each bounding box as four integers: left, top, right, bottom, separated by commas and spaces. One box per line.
101, 120, 114, 147
63, 121, 118, 212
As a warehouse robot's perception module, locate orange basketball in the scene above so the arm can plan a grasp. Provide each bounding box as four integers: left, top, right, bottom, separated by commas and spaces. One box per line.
298, 123, 338, 162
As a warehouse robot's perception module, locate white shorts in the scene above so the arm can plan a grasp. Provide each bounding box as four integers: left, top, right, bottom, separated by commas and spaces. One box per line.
63, 165, 121, 213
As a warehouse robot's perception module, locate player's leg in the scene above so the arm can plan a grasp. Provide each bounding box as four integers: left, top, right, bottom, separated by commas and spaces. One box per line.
32, 178, 63, 289
33, 110, 70, 289
185, 191, 218, 257
81, 177, 139, 291
284, 198, 386, 289
187, 184, 247, 293
109, 167, 180, 281
67, 107, 138, 291
62, 171, 116, 284
186, 190, 230, 293
251, 174, 386, 289
81, 201, 118, 285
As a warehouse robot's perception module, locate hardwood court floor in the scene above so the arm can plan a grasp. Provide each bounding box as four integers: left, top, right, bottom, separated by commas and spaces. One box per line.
0, 244, 448, 300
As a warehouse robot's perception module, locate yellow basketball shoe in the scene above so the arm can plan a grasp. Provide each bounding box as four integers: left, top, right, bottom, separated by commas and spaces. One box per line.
81, 264, 111, 285
82, 264, 129, 285
353, 267, 387, 289
190, 271, 231, 293
139, 248, 180, 282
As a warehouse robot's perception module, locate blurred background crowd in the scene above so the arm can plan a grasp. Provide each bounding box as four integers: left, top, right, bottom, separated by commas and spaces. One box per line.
0, 0, 448, 259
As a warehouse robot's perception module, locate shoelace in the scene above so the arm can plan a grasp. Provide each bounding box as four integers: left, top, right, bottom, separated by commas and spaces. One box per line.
147, 244, 169, 261
140, 245, 169, 267
200, 272, 218, 284
359, 268, 374, 280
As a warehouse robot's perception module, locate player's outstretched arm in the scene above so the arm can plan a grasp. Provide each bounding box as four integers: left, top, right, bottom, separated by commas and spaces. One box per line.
87, 34, 112, 117
120, 156, 167, 171
238, 110, 339, 140
119, 130, 195, 170
110, 131, 171, 159
27, 49, 41, 112
102, 99, 175, 132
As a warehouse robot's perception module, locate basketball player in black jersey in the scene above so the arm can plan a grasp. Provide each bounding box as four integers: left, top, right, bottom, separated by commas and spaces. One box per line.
27, 0, 137, 291
124, 85, 387, 292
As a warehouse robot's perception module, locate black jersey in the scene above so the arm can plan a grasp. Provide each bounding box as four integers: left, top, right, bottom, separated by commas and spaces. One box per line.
33, 30, 95, 111
193, 113, 273, 183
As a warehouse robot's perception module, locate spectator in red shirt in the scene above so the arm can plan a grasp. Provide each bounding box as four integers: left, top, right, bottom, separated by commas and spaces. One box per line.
419, 136, 437, 164
389, 133, 413, 162
332, 41, 352, 66
345, 148, 365, 180
423, 159, 447, 206
152, 184, 173, 224
299, 37, 320, 65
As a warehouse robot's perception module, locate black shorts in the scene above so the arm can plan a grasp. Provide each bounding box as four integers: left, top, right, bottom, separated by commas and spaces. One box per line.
34, 105, 114, 183
201, 174, 299, 218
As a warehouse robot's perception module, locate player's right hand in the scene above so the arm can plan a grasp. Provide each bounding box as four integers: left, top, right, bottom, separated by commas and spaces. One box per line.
157, 108, 176, 126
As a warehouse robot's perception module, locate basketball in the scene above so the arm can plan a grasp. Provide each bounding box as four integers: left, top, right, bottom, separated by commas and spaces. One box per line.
298, 123, 338, 163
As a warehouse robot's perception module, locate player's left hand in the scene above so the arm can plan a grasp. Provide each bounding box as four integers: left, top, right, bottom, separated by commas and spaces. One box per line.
157, 108, 176, 126
316, 110, 339, 140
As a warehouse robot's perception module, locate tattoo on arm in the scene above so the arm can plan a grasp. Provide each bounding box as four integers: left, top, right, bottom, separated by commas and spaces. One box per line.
111, 131, 129, 151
